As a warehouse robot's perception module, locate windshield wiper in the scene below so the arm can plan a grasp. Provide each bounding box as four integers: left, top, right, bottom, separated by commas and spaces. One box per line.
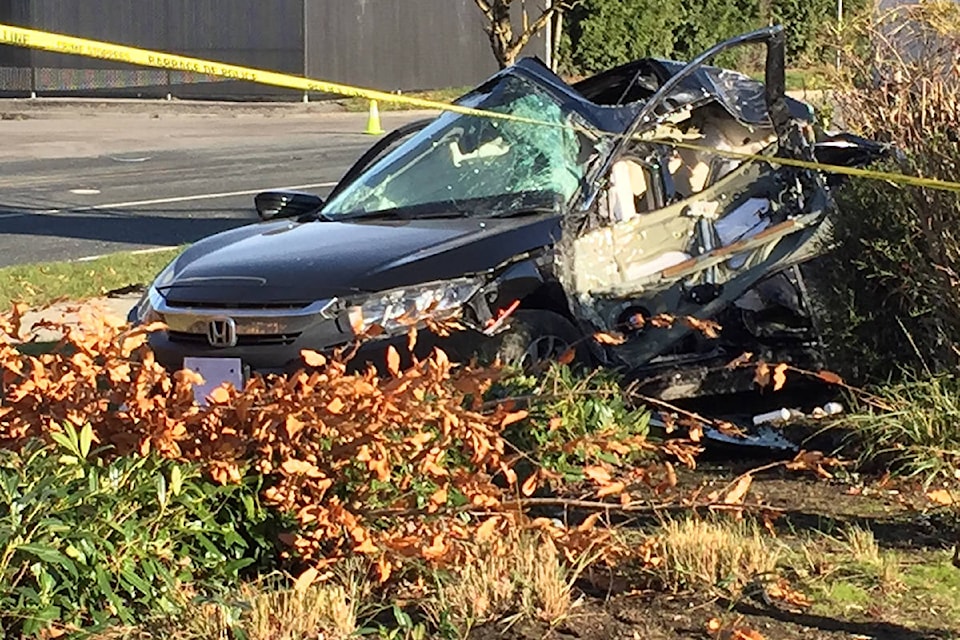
340, 208, 472, 222
485, 207, 559, 219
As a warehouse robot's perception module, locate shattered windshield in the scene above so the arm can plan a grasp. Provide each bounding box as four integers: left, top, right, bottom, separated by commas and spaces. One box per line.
321, 73, 595, 219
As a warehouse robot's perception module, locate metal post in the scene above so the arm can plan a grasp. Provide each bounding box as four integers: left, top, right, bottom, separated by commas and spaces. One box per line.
836, 0, 843, 71
302, 0, 309, 103
552, 8, 564, 73
165, 1, 173, 100
30, 56, 37, 99
544, 0, 553, 71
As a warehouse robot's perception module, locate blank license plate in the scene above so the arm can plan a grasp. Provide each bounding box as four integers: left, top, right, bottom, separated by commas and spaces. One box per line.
183, 357, 243, 405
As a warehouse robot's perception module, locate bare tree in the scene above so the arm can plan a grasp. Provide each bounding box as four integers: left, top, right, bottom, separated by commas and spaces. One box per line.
473, 0, 576, 69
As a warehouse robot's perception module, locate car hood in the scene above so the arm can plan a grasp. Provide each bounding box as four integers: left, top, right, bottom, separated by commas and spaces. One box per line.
159, 215, 561, 306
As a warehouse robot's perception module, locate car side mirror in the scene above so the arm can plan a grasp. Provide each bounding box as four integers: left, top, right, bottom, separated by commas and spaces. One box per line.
254, 190, 324, 221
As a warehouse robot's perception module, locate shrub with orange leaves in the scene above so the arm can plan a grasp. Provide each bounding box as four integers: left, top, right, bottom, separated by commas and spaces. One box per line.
0, 305, 695, 588
0, 308, 520, 569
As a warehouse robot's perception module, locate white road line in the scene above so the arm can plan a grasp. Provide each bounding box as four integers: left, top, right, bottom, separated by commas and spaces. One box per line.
75, 246, 179, 263
33, 181, 339, 215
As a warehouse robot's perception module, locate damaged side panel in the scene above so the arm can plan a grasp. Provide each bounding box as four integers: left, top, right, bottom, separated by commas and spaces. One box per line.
563, 133, 830, 369
551, 25, 836, 373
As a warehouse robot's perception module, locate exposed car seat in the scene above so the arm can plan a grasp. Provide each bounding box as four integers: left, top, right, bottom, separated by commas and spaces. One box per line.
609, 158, 657, 221
670, 149, 711, 196
668, 104, 780, 198
606, 157, 694, 280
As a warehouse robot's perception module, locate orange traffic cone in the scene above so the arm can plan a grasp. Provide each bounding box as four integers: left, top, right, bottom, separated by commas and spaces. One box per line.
365, 100, 384, 135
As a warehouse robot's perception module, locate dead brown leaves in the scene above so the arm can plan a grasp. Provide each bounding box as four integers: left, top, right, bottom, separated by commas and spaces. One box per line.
1, 305, 848, 592
728, 357, 846, 394
682, 316, 722, 339
0, 307, 528, 572
0, 306, 685, 582
593, 331, 627, 345
722, 474, 753, 507
772, 363, 788, 391
785, 450, 846, 480
926, 488, 957, 506
706, 617, 766, 640
766, 577, 812, 610
751, 360, 788, 390
592, 314, 723, 348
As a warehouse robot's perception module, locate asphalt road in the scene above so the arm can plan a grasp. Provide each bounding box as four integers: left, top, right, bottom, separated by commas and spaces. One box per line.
0, 103, 433, 267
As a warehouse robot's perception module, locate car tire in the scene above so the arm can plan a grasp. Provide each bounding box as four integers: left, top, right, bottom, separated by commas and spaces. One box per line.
474, 309, 588, 371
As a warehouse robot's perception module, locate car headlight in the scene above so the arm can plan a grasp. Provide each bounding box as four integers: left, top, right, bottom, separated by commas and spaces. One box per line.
133, 286, 165, 325
346, 278, 482, 336
133, 260, 178, 324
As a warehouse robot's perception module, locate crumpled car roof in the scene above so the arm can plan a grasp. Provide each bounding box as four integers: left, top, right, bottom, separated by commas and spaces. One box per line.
504, 57, 812, 135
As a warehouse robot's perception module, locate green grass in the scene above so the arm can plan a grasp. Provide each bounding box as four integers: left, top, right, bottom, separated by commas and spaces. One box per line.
0, 246, 183, 310
339, 86, 472, 112
818, 581, 871, 609
784, 527, 960, 630
807, 552, 960, 630
785, 66, 832, 92
836, 375, 960, 485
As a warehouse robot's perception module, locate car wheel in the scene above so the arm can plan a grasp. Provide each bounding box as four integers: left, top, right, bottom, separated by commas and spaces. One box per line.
478, 309, 587, 371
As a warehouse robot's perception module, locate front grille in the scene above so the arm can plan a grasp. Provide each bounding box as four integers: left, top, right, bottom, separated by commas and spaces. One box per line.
167, 330, 302, 347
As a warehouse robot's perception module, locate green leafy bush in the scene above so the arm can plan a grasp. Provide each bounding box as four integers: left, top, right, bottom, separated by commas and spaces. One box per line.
0, 425, 285, 636
494, 364, 651, 479
668, 0, 762, 66
558, 0, 870, 75
769, 0, 849, 61
560, 0, 686, 74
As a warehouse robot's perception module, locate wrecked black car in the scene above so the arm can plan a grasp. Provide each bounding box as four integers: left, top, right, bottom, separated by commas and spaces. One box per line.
131, 27, 883, 399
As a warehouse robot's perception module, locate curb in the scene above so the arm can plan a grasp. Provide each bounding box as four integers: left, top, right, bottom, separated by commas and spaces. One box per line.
12, 293, 141, 343
0, 96, 352, 117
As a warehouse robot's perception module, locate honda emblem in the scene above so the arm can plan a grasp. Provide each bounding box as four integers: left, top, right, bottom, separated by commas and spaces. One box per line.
206, 317, 238, 348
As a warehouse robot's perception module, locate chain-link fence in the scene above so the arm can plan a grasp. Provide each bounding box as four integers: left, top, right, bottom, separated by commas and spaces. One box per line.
0, 0, 533, 100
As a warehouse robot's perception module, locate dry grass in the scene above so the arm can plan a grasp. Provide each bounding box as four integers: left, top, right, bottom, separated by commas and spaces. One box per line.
237, 582, 359, 640
839, 525, 903, 592
785, 525, 903, 598
830, 1, 960, 146
170, 583, 359, 640
431, 529, 592, 634
127, 563, 369, 640
842, 525, 882, 566
651, 516, 781, 595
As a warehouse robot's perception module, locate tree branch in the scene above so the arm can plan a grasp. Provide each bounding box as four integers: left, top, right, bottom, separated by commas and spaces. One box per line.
360, 497, 785, 519
500, 497, 785, 515
473, 0, 495, 21
508, 2, 564, 59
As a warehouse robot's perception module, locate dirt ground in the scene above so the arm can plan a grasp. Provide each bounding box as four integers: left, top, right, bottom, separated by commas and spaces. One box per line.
471, 466, 960, 640
472, 592, 955, 640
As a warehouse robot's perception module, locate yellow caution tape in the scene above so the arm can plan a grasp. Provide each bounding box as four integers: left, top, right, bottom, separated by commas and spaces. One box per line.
659, 139, 960, 194
2, 22, 960, 195
0, 23, 539, 125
